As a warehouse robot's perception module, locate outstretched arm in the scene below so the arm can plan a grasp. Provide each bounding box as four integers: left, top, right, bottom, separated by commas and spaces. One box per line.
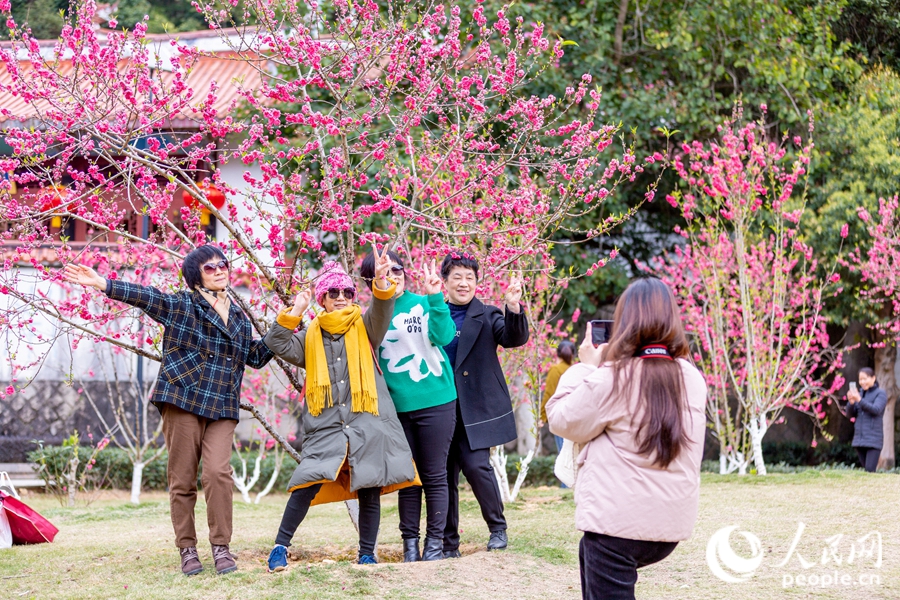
63, 264, 177, 326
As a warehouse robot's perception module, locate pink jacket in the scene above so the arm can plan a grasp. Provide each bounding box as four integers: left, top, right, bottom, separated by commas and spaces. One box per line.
546, 360, 707, 542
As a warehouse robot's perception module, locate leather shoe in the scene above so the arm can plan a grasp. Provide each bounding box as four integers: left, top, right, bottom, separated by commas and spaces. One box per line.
212, 544, 237, 575
421, 537, 444, 561
179, 546, 203, 576
487, 530, 508, 551
443, 548, 461, 559
402, 537, 421, 562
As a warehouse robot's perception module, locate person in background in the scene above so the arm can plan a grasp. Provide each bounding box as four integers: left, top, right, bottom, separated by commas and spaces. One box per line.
263, 253, 417, 571
846, 367, 888, 473
540, 341, 577, 453
360, 250, 458, 562
440, 252, 529, 557
63, 246, 274, 577
547, 277, 707, 600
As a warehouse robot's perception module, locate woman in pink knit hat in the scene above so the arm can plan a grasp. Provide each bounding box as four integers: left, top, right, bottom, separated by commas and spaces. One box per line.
262, 250, 418, 569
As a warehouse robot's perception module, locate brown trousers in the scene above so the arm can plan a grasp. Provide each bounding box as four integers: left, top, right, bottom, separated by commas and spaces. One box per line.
161, 404, 236, 548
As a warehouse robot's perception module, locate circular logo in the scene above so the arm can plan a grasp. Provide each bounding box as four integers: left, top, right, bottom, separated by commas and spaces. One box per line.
706, 525, 764, 583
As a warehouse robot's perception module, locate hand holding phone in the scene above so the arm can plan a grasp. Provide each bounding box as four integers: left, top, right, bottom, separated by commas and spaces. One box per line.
848, 382, 859, 403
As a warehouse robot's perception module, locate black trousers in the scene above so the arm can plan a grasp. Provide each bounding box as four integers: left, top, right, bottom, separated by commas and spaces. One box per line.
443, 403, 507, 551
856, 447, 881, 473
275, 483, 382, 556
397, 400, 457, 540
579, 532, 678, 600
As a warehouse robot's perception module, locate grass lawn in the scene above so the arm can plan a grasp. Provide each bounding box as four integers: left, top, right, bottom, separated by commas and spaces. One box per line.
1, 471, 898, 599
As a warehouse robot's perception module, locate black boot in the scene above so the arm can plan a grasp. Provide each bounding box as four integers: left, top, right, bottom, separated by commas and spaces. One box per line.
421, 537, 444, 561
402, 538, 421, 563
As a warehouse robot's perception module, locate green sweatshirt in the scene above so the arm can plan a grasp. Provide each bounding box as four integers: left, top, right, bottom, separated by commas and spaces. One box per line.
377, 291, 457, 413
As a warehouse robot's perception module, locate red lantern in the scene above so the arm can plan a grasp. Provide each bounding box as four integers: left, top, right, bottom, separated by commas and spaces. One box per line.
183, 179, 226, 210
36, 185, 68, 212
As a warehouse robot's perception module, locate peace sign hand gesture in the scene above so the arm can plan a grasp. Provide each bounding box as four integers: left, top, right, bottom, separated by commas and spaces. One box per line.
505, 274, 523, 313
373, 244, 394, 291
422, 259, 442, 296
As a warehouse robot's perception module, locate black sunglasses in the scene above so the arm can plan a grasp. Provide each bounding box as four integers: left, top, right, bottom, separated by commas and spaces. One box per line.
327, 287, 356, 300
202, 259, 229, 274
390, 265, 404, 276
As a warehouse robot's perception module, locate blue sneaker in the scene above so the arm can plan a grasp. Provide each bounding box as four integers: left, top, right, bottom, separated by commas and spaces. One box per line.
357, 554, 378, 565
267, 545, 288, 572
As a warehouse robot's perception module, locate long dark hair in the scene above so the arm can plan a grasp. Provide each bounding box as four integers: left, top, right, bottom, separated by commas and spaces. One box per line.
600, 278, 691, 468
557, 341, 576, 365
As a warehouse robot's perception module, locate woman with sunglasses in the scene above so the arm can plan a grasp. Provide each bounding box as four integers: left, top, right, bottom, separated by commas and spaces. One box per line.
62, 245, 274, 577
263, 252, 417, 570
360, 249, 458, 562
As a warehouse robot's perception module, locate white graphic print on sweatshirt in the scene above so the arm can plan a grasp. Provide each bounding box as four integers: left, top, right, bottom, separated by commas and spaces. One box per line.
381, 304, 445, 382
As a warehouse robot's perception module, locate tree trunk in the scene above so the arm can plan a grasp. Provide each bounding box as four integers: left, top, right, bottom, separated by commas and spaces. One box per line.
130, 462, 145, 505
66, 455, 79, 507
490, 446, 512, 503
748, 415, 768, 475
613, 0, 629, 63
874, 343, 898, 470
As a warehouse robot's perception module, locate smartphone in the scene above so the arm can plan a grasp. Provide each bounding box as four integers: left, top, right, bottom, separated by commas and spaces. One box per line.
849, 382, 858, 393
590, 320, 614, 347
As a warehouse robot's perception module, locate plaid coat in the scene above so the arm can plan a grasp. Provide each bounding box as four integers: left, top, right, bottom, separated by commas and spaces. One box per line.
106, 280, 274, 420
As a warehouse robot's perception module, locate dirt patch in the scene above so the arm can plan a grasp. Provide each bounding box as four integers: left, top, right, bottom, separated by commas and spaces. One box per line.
362, 551, 580, 600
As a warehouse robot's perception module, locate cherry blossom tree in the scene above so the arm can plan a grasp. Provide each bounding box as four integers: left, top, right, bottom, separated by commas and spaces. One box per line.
0, 0, 654, 488
845, 195, 900, 469
652, 107, 845, 475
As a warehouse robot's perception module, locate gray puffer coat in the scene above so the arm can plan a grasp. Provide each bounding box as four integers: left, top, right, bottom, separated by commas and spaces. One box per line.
263, 295, 417, 505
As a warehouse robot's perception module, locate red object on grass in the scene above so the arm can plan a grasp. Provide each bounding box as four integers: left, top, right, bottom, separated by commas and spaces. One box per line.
183, 179, 226, 210
0, 491, 59, 544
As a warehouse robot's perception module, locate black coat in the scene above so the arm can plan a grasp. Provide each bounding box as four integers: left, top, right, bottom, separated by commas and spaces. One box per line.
847, 383, 888, 449
451, 298, 529, 450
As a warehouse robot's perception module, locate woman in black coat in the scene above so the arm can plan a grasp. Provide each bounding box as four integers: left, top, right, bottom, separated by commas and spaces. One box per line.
439, 253, 529, 556
846, 367, 888, 473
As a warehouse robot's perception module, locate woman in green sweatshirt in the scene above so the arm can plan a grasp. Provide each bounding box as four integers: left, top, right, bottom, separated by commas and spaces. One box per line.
361, 249, 458, 562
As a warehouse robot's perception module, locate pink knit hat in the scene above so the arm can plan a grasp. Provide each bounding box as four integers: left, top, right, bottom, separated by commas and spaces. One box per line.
315, 261, 356, 305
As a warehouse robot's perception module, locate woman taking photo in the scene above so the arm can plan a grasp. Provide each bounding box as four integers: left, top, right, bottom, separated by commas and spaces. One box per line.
360, 250, 458, 562
263, 251, 417, 570
63, 245, 274, 577
547, 278, 707, 600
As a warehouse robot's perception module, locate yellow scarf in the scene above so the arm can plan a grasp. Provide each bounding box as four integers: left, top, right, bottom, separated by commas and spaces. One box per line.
304, 305, 379, 417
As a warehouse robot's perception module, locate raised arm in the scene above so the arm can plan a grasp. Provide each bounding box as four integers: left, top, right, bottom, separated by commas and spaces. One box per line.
490, 305, 530, 348
545, 363, 612, 444
363, 287, 397, 346
264, 311, 308, 368
363, 243, 399, 345
418, 258, 456, 347
63, 264, 177, 326
489, 274, 529, 348
263, 289, 311, 367
858, 388, 888, 417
